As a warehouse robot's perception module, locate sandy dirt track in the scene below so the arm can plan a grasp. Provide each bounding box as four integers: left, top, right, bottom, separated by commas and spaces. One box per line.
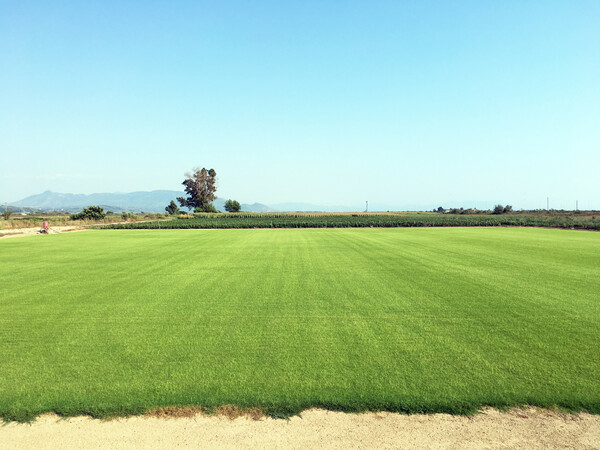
0, 225, 89, 238
2, 408, 599, 449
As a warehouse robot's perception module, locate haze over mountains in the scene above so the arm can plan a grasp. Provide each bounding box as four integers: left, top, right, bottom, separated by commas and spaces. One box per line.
10, 190, 272, 213
7, 190, 505, 213
9, 190, 371, 213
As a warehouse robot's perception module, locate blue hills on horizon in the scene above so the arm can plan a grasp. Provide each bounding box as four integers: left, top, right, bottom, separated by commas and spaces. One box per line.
9, 190, 365, 213
10, 190, 273, 214
8, 190, 502, 213
8, 190, 368, 213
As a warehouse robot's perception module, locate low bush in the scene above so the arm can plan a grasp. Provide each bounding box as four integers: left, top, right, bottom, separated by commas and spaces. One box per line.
224, 199, 242, 212
195, 204, 219, 213
71, 206, 106, 220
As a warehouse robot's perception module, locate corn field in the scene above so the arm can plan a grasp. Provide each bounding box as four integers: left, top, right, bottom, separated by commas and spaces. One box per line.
103, 213, 600, 230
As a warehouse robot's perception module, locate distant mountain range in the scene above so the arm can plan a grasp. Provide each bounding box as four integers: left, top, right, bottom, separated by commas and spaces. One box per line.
6, 191, 372, 213
9, 190, 273, 213
5, 190, 503, 213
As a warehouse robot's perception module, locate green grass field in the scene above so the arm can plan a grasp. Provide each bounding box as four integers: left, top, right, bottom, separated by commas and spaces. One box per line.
1, 228, 599, 421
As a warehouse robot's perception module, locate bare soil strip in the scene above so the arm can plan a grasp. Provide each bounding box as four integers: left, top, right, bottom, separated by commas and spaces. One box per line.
0, 225, 89, 239
0, 219, 161, 238
1, 408, 599, 449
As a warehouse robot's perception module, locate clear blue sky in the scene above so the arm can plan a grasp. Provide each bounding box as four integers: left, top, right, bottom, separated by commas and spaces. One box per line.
1, 1, 598, 210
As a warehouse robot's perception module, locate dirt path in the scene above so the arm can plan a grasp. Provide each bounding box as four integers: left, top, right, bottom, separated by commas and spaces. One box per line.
0, 225, 90, 239
0, 219, 166, 239
1, 408, 598, 449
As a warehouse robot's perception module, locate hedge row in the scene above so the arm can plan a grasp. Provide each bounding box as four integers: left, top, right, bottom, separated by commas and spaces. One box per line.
102, 214, 600, 230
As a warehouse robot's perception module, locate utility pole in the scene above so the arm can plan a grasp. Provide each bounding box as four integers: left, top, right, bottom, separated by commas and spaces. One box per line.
365, 201, 368, 213
576, 200, 578, 211
547, 197, 549, 211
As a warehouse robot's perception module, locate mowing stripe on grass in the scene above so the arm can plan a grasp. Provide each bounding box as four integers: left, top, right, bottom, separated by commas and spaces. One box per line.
0, 228, 599, 421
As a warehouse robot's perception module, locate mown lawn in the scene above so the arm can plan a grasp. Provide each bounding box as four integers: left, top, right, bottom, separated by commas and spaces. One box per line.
0, 228, 599, 421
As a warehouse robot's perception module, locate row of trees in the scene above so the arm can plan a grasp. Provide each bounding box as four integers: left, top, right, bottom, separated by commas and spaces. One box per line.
165, 167, 241, 215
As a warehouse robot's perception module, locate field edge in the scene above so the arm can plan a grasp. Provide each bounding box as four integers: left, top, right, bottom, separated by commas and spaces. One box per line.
2, 401, 600, 424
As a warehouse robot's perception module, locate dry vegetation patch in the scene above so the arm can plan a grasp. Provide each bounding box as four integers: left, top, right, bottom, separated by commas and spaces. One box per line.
145, 406, 206, 418
145, 405, 264, 420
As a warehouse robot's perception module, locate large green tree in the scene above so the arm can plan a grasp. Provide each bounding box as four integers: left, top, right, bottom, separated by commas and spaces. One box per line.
177, 168, 218, 212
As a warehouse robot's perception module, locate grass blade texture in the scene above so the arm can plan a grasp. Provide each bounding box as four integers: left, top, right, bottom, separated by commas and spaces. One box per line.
1, 228, 599, 421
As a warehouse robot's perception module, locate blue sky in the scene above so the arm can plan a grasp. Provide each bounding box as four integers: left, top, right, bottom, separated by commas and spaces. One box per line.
1, 1, 598, 210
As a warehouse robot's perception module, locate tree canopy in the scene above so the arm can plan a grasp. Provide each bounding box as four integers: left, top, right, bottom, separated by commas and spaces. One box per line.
165, 200, 179, 215
177, 168, 217, 212
493, 204, 505, 215
224, 199, 241, 212
70, 206, 106, 220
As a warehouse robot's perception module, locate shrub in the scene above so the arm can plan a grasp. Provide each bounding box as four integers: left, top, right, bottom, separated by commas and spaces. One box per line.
195, 204, 219, 213
70, 206, 106, 220
493, 205, 505, 215
2, 210, 12, 220
165, 200, 179, 215
224, 199, 241, 213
